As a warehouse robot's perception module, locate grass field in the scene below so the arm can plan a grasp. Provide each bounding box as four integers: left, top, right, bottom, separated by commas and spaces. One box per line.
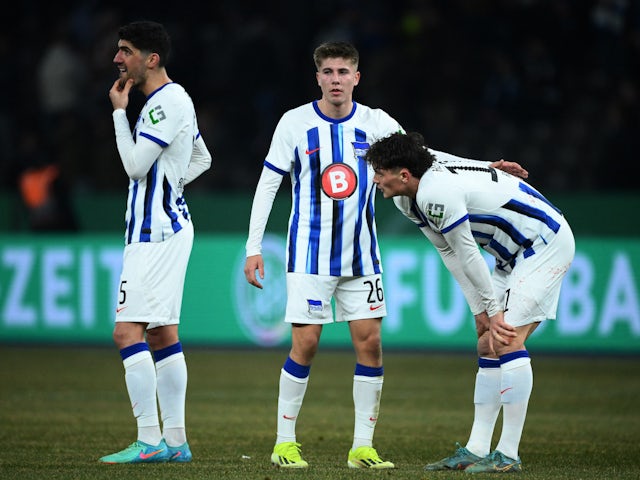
1, 345, 639, 480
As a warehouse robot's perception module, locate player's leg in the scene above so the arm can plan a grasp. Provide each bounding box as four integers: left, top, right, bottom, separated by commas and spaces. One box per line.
100, 242, 168, 464
146, 224, 193, 462
466, 326, 532, 473
468, 224, 574, 473
271, 273, 333, 468
100, 323, 167, 463
148, 327, 191, 462
465, 314, 502, 457
425, 313, 499, 471
338, 274, 393, 469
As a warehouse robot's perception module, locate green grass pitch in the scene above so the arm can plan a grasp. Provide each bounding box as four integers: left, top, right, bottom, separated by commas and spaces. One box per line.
1, 345, 638, 479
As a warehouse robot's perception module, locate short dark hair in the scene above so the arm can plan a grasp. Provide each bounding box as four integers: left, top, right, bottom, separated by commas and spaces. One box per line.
118, 21, 171, 67
313, 41, 359, 70
365, 132, 435, 178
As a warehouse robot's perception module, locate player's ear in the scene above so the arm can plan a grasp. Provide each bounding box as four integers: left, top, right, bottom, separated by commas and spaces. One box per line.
147, 52, 160, 67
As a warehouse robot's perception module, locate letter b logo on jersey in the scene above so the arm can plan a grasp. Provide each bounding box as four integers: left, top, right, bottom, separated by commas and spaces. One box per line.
321, 163, 357, 200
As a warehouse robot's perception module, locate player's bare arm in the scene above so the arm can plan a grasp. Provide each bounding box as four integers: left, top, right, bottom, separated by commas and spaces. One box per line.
244, 254, 265, 289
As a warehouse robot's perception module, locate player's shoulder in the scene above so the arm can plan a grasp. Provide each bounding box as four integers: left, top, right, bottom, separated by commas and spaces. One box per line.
418, 166, 461, 201
149, 82, 194, 111
355, 102, 394, 120
354, 103, 402, 137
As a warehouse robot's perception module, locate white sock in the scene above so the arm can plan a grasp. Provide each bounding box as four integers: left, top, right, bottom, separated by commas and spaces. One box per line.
123, 350, 161, 445
496, 356, 533, 460
466, 361, 502, 457
352, 374, 383, 450
156, 351, 187, 446
276, 369, 309, 444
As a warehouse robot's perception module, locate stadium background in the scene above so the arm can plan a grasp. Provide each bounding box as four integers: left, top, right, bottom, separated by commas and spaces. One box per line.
1, 0, 638, 352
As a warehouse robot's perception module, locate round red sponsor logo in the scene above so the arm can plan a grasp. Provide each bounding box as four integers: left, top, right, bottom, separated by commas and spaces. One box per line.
321, 163, 357, 200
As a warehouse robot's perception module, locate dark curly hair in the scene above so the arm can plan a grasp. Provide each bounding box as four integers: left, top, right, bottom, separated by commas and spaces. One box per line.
365, 132, 435, 178
118, 21, 171, 67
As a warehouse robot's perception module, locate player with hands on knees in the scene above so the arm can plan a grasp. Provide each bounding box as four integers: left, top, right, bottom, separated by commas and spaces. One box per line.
364, 131, 574, 473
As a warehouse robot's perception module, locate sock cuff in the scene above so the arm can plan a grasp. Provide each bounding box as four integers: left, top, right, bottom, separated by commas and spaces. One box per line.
120, 342, 149, 361
500, 350, 530, 365
354, 363, 384, 377
153, 342, 183, 362
500, 350, 531, 370
478, 357, 501, 369
283, 356, 310, 379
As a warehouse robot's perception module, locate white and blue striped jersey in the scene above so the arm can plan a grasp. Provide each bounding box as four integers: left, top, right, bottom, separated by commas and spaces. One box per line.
394, 150, 565, 273
123, 83, 199, 244
259, 100, 403, 276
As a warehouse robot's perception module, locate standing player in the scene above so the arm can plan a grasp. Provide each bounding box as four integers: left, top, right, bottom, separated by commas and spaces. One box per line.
99, 20, 211, 464
365, 131, 575, 473
243, 42, 526, 470
244, 41, 400, 470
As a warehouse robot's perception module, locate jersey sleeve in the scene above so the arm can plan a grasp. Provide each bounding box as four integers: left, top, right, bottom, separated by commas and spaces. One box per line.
137, 92, 183, 147
393, 195, 487, 315
245, 167, 284, 256
113, 109, 163, 180
416, 181, 500, 316
184, 133, 212, 185
264, 112, 296, 173
372, 108, 404, 140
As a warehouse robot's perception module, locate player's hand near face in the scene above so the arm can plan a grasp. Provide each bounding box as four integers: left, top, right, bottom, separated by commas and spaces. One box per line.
244, 254, 265, 289
490, 159, 529, 179
109, 78, 134, 111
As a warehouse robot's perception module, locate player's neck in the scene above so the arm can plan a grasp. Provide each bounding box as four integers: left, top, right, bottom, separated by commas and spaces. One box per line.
316, 98, 352, 120
141, 70, 172, 97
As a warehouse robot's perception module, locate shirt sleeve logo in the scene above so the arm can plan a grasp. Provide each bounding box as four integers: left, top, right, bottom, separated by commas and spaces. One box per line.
427, 202, 445, 219
148, 105, 166, 125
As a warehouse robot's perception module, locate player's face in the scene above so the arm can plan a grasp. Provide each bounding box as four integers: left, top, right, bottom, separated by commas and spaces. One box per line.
316, 57, 360, 108
113, 40, 149, 89
372, 168, 407, 198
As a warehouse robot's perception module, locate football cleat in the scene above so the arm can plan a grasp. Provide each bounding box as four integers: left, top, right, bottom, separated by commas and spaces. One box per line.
271, 441, 308, 468
347, 446, 395, 469
99, 440, 169, 464
166, 441, 192, 463
424, 442, 482, 471
465, 449, 522, 473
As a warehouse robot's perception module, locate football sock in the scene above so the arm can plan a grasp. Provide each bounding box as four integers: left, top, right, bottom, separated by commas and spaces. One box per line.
496, 351, 532, 460
155, 343, 187, 446
121, 343, 162, 445
352, 364, 384, 450
466, 357, 502, 457
276, 357, 310, 444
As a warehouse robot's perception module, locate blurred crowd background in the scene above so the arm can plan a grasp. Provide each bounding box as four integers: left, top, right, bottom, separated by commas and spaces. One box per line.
1, 0, 638, 231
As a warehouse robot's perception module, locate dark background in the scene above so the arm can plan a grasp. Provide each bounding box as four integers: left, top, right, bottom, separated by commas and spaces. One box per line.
2, 0, 639, 231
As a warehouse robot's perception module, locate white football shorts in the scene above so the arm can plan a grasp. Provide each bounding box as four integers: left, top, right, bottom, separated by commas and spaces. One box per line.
115, 221, 194, 328
285, 273, 387, 324
492, 217, 575, 327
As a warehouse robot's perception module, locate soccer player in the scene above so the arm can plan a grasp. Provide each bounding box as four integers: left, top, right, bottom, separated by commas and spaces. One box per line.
364, 131, 575, 473
243, 41, 527, 470
99, 21, 211, 464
